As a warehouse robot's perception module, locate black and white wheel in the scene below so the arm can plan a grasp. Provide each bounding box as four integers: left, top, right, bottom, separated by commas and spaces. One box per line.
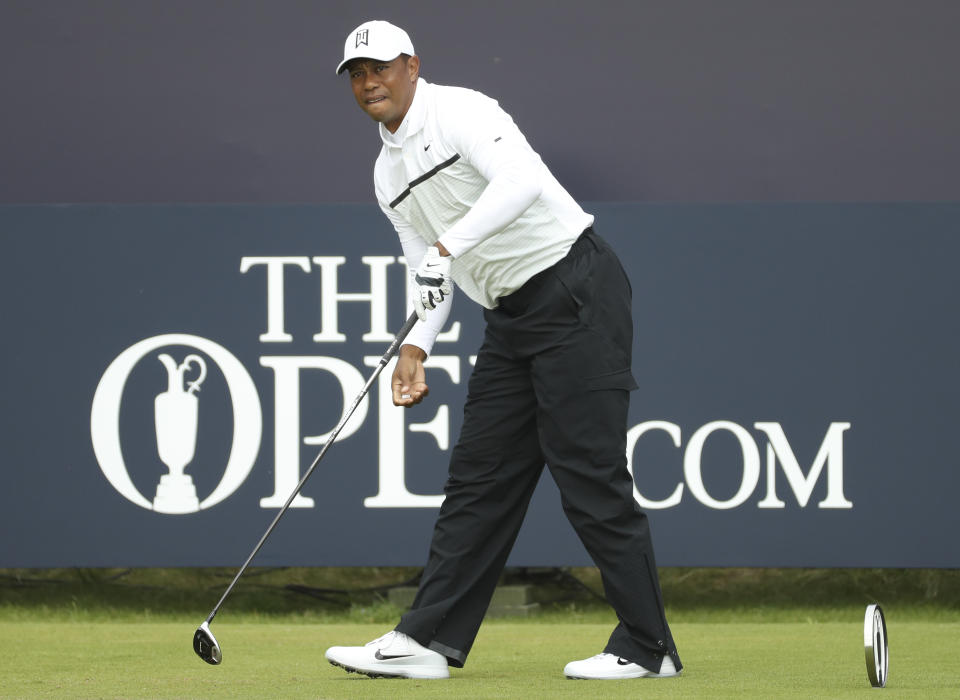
863, 603, 889, 688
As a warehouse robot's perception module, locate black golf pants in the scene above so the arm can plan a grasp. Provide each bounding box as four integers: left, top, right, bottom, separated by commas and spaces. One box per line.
395, 229, 681, 673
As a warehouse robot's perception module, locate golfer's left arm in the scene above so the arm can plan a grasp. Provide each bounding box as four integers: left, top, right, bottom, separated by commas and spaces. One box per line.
435, 101, 544, 259
377, 201, 451, 407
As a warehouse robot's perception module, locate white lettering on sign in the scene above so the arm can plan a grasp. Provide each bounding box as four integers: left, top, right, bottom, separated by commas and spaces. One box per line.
239, 256, 311, 342
361, 355, 459, 508
626, 420, 852, 510
258, 356, 369, 508
311, 256, 393, 342
91, 254, 852, 516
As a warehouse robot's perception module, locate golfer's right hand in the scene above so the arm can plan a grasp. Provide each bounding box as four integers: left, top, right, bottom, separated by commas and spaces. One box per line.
413, 246, 452, 322
392, 345, 429, 407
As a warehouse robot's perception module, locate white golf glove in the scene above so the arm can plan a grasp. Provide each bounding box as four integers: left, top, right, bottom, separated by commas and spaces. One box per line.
413, 246, 452, 322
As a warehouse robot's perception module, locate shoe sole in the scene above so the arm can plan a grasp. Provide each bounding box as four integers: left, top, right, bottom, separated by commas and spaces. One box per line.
565, 671, 681, 680
327, 658, 449, 680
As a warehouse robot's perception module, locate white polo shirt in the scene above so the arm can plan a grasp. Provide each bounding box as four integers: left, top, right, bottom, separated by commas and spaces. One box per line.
374, 78, 594, 354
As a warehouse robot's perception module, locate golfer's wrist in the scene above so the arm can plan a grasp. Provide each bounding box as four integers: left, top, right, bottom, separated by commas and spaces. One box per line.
400, 344, 428, 362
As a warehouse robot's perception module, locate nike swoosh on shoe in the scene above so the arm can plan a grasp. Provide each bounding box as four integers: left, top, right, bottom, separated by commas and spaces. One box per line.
374, 650, 414, 660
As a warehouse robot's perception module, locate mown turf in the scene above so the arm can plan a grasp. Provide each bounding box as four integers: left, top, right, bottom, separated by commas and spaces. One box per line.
1, 620, 957, 699
2, 568, 958, 698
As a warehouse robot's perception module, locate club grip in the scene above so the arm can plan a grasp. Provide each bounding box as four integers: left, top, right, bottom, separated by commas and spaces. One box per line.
381, 311, 420, 365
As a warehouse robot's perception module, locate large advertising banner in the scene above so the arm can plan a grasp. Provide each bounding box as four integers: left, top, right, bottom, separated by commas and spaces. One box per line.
1, 203, 957, 567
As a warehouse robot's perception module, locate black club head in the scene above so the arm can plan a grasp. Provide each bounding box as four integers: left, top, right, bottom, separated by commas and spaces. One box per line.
193, 621, 222, 665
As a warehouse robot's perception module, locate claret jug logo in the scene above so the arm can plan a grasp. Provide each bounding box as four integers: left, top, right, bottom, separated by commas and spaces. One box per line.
90, 334, 262, 514
154, 352, 206, 512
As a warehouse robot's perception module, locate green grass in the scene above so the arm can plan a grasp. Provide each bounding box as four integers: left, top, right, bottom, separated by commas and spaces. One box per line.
2, 621, 957, 699
1, 568, 958, 698
3, 567, 959, 623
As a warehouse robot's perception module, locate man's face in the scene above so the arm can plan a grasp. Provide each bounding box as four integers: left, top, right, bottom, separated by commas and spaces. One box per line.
346, 55, 420, 133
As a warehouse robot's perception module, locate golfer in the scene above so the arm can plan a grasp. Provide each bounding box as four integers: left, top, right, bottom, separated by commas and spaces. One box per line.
325, 20, 682, 681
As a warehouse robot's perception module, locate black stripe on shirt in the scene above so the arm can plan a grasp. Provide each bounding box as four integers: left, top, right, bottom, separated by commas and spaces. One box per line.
389, 154, 461, 208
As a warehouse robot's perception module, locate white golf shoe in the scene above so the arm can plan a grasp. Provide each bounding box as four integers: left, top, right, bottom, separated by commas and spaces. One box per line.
564, 652, 679, 679
325, 630, 450, 679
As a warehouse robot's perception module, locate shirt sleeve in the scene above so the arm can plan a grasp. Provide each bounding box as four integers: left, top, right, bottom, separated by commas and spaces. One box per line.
436, 94, 544, 259
376, 197, 451, 357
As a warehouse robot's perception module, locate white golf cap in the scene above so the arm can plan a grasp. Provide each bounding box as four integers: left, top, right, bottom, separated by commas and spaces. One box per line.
336, 20, 415, 75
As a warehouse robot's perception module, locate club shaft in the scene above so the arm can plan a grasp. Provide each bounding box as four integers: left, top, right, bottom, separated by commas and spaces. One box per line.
205, 311, 419, 623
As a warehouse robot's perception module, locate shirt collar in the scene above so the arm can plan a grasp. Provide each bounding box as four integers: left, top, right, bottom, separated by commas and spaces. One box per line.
379, 78, 428, 148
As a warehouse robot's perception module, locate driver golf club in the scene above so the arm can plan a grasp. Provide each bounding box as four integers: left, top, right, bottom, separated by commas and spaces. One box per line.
193, 311, 419, 665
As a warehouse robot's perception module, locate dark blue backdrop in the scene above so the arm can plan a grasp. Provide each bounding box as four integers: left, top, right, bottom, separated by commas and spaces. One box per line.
2, 1, 958, 567
2, 1, 958, 203
2, 203, 957, 567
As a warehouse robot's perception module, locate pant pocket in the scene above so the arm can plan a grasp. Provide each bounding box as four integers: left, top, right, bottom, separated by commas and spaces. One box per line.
585, 367, 639, 392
